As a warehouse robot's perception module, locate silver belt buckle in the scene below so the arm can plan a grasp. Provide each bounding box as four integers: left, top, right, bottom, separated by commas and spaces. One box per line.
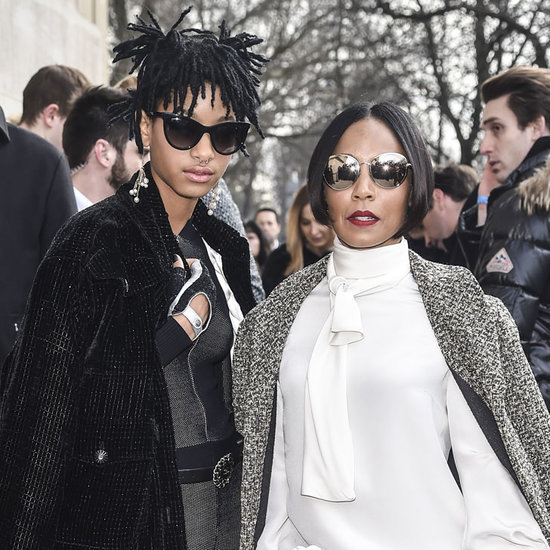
213, 452, 234, 488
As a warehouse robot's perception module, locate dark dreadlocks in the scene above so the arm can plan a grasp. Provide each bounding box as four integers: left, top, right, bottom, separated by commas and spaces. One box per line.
111, 7, 269, 155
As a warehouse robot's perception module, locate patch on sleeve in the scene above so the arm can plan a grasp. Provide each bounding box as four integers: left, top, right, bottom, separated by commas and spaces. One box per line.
486, 247, 514, 274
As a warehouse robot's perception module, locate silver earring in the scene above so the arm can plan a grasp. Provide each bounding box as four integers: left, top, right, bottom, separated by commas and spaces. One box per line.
129, 165, 149, 204
129, 150, 149, 204
207, 182, 221, 216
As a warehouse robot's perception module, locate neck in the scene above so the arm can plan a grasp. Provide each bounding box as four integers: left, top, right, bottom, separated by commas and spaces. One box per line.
20, 121, 45, 139
152, 169, 198, 234
332, 236, 409, 279
72, 165, 115, 205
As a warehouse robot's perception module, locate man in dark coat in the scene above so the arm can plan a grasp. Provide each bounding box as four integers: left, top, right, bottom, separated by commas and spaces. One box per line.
0, 105, 76, 364
475, 66, 550, 409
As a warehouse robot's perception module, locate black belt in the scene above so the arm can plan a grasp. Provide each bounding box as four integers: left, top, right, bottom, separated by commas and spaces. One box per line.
176, 432, 243, 488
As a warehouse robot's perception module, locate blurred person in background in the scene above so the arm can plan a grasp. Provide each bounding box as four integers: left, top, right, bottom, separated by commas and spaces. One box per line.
245, 219, 269, 274
262, 183, 334, 295
409, 163, 477, 266
474, 65, 550, 410
0, 104, 76, 365
19, 64, 90, 151
63, 86, 142, 210
255, 207, 281, 252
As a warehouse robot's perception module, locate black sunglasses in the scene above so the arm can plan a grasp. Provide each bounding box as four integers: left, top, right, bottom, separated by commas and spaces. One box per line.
150, 112, 250, 155
323, 152, 412, 190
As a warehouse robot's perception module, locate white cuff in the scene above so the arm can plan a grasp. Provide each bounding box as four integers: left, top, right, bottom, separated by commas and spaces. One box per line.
182, 304, 203, 340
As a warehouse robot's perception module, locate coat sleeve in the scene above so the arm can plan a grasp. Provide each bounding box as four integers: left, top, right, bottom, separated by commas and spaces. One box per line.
39, 152, 77, 258
0, 254, 83, 549
488, 296, 550, 540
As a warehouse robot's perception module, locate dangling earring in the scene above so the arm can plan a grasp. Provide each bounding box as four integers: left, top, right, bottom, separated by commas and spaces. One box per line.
129, 149, 149, 204
207, 182, 221, 216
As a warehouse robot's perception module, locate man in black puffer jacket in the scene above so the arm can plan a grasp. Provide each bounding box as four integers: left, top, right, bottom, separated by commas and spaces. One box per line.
475, 66, 550, 409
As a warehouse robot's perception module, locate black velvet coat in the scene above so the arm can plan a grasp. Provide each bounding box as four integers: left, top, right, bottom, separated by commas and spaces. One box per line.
0, 163, 256, 549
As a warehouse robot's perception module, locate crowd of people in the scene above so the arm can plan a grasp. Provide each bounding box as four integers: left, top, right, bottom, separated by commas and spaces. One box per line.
0, 6, 549, 550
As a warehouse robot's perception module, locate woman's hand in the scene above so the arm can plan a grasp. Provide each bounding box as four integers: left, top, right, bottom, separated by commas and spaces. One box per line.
169, 255, 215, 340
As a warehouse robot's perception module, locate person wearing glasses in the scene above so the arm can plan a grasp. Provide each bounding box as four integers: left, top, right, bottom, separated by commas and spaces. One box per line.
0, 9, 267, 550
233, 102, 550, 549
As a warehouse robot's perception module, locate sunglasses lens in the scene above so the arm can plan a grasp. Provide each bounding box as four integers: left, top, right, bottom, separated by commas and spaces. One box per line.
370, 153, 410, 188
211, 123, 249, 155
324, 155, 360, 190
164, 117, 202, 150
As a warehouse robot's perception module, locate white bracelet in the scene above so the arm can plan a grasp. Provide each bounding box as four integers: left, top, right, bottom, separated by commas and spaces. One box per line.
182, 304, 203, 340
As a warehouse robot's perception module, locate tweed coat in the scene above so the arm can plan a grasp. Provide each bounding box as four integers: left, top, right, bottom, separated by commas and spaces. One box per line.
0, 163, 256, 549
233, 251, 550, 549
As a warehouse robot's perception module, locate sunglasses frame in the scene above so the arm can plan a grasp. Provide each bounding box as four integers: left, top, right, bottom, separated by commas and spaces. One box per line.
323, 152, 412, 190
150, 112, 250, 155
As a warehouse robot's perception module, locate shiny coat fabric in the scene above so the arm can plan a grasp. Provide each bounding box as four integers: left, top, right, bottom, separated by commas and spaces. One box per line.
233, 253, 550, 549
475, 138, 550, 409
0, 164, 256, 549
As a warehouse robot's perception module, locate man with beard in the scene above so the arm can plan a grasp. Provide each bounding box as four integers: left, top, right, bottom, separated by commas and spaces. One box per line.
63, 86, 143, 210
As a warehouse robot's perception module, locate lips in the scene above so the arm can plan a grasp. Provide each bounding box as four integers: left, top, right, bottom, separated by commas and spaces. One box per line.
184, 165, 214, 183
347, 210, 379, 226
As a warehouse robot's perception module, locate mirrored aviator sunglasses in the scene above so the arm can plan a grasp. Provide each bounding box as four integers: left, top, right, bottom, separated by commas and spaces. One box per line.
151, 112, 250, 155
323, 152, 412, 190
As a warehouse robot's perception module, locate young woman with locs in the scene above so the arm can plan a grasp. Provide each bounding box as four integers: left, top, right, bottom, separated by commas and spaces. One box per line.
0, 8, 268, 549
233, 102, 550, 549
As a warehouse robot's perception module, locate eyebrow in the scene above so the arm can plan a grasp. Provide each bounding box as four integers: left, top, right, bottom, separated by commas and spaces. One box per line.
482, 116, 503, 127
181, 109, 236, 123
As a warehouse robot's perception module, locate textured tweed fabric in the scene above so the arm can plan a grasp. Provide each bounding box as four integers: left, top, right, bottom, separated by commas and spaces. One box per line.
0, 163, 256, 549
233, 251, 550, 549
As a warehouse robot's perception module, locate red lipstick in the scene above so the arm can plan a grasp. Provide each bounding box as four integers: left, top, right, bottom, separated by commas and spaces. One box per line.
347, 210, 379, 226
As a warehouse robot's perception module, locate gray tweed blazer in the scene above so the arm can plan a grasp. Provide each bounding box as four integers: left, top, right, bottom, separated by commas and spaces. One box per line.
233, 251, 550, 549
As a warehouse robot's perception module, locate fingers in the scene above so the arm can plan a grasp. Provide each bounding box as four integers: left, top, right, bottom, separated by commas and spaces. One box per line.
189, 293, 210, 323
173, 254, 196, 269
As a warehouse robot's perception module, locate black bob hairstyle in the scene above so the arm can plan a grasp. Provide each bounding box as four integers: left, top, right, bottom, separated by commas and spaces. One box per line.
307, 101, 433, 239
111, 7, 269, 155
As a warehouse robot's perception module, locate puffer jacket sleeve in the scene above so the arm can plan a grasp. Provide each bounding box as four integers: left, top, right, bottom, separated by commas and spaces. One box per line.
0, 254, 84, 549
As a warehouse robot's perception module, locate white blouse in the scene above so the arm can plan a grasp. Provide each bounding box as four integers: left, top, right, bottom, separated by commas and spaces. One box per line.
258, 242, 548, 550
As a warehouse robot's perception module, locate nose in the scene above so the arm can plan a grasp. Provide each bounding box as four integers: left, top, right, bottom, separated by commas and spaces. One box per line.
191, 132, 216, 162
352, 166, 376, 199
480, 131, 492, 156
310, 221, 323, 237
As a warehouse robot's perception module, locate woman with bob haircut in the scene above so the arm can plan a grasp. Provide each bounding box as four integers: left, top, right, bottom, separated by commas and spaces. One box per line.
262, 183, 334, 295
232, 101, 550, 549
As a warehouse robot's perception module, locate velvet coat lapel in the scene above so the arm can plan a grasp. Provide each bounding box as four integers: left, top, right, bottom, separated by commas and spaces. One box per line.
233, 250, 550, 549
